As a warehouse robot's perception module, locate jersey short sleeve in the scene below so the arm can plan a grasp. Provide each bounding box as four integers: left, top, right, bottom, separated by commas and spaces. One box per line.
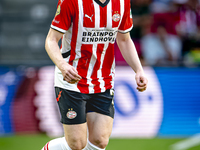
51, 0, 74, 33
118, 0, 133, 33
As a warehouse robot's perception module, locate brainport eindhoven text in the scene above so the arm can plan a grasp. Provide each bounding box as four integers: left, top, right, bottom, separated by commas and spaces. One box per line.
82, 30, 117, 43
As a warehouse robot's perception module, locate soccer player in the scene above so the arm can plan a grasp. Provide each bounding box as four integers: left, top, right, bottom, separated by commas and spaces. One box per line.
42, 0, 148, 149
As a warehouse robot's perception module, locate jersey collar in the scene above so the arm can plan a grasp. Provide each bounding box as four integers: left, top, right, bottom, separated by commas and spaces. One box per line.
94, 0, 110, 7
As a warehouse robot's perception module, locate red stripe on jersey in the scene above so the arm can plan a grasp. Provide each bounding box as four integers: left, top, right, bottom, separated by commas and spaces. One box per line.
46, 142, 49, 150
100, 6, 107, 28
91, 44, 104, 93
102, 43, 114, 89
77, 44, 93, 93
118, 0, 133, 31
83, 0, 95, 28
69, 0, 79, 66
112, 0, 121, 28
44, 142, 49, 150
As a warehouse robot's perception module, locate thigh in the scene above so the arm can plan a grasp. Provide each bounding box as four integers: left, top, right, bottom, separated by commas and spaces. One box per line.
86, 89, 115, 143
63, 123, 87, 148
55, 87, 88, 148
87, 112, 113, 143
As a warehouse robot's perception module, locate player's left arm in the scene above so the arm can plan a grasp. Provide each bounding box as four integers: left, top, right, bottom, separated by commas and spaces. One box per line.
116, 32, 148, 92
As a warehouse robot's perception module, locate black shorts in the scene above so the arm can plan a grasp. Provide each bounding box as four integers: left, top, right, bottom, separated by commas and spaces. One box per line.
55, 87, 115, 125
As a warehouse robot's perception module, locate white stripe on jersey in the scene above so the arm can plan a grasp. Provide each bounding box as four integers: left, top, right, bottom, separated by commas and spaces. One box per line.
87, 2, 99, 93
87, 44, 97, 93
61, 25, 73, 53
94, 0, 100, 28
111, 58, 115, 88
51, 25, 66, 33
107, 0, 112, 29
87, 0, 100, 93
118, 25, 133, 33
74, 0, 84, 69
98, 44, 110, 92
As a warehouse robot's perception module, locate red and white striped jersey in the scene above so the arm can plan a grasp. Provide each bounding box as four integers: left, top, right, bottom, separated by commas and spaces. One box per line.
51, 0, 133, 94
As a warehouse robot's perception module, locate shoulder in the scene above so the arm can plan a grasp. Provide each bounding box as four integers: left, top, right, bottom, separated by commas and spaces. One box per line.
59, 0, 78, 8
58, 0, 78, 15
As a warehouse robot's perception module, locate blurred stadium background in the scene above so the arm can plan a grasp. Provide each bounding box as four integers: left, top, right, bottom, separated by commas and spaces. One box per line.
0, 0, 200, 149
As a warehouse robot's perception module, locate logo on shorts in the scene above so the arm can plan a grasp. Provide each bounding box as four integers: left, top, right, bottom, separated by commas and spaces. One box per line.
67, 108, 77, 119
112, 12, 121, 22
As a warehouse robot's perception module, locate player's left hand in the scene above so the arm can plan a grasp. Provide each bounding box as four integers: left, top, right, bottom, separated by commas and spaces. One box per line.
135, 72, 148, 92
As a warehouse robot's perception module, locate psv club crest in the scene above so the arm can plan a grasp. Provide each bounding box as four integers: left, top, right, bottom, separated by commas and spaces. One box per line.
112, 12, 121, 22
67, 109, 77, 119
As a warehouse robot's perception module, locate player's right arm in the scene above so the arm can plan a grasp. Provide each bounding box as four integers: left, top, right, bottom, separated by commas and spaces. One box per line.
45, 28, 81, 84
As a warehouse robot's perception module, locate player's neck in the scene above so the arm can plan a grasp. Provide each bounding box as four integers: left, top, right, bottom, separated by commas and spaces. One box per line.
99, 0, 106, 3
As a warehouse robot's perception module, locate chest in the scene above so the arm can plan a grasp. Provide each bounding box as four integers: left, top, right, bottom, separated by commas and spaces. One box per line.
77, 0, 124, 29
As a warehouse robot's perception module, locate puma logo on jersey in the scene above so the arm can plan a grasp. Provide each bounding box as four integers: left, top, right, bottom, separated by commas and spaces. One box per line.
85, 14, 93, 22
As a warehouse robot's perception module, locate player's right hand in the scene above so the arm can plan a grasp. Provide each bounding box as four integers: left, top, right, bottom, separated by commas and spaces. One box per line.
61, 63, 82, 84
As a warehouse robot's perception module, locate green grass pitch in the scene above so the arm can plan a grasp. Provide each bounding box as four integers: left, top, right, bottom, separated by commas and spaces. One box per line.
0, 134, 200, 150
